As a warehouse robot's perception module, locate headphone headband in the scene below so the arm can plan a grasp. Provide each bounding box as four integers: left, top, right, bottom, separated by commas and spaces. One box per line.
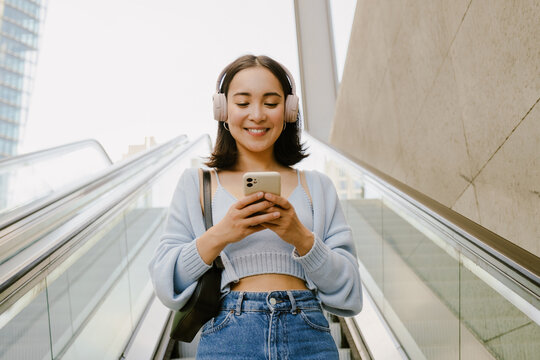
215, 62, 297, 96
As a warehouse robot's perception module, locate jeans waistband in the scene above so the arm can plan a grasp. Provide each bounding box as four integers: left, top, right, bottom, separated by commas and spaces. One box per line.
221, 290, 321, 315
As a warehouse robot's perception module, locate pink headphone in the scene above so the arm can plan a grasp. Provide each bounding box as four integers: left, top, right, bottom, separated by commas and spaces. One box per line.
212, 62, 299, 123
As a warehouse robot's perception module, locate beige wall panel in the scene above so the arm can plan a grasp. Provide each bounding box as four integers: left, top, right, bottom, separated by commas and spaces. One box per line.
363, 72, 401, 176
353, 0, 405, 62
399, 57, 472, 206
332, 83, 364, 154
450, 0, 540, 175
386, 0, 469, 131
473, 102, 540, 256
452, 184, 481, 224
404, 0, 471, 59
332, 0, 539, 253
331, 0, 404, 154
386, 28, 433, 132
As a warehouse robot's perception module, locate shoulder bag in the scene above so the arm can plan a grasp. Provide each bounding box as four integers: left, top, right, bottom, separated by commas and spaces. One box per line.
170, 169, 224, 342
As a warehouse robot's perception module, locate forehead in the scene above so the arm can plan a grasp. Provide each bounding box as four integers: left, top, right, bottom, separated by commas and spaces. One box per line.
228, 67, 284, 95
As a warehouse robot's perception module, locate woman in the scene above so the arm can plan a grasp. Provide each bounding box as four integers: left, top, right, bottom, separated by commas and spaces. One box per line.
149, 55, 362, 359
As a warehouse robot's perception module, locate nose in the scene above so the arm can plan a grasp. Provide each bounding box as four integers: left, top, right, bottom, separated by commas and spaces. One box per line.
249, 104, 265, 121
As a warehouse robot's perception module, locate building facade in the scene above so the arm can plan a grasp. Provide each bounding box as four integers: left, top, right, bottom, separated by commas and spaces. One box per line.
0, 0, 46, 159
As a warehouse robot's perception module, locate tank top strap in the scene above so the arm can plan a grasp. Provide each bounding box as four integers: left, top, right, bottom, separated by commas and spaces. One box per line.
296, 168, 301, 186
212, 168, 222, 187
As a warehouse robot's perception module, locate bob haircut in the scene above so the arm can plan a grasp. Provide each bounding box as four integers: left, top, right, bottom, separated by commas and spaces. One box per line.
205, 55, 308, 170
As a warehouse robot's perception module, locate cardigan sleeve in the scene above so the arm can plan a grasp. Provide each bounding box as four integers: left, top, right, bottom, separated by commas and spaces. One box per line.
293, 171, 363, 317
148, 168, 211, 310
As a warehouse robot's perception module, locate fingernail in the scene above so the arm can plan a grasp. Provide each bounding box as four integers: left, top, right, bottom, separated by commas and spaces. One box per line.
258, 192, 264, 197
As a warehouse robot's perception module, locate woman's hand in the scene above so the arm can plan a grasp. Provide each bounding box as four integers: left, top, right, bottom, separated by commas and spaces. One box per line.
214, 192, 280, 243
260, 193, 314, 256
197, 192, 280, 264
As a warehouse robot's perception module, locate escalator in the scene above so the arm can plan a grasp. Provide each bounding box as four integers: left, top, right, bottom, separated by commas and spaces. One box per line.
0, 134, 538, 359
0, 135, 197, 359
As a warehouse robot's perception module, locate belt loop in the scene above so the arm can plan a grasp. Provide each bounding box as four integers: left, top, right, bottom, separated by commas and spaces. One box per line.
287, 291, 297, 314
235, 291, 244, 315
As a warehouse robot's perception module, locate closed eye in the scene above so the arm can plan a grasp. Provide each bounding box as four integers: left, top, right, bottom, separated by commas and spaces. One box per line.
264, 103, 278, 107
236, 103, 248, 107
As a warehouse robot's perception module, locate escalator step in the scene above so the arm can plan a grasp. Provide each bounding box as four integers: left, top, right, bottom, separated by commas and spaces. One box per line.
330, 322, 343, 347
338, 348, 352, 360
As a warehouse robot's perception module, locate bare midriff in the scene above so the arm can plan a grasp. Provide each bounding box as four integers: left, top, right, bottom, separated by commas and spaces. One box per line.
230, 274, 308, 292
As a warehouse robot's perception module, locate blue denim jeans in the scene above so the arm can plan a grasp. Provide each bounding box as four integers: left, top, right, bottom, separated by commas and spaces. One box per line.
196, 290, 339, 360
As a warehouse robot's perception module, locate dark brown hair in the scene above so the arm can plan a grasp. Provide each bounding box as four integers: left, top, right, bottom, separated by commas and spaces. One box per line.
205, 55, 308, 169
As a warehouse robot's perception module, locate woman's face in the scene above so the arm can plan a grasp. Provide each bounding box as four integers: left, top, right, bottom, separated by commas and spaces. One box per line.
226, 66, 285, 157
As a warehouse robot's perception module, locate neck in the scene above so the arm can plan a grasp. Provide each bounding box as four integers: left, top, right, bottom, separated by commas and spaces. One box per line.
233, 148, 284, 172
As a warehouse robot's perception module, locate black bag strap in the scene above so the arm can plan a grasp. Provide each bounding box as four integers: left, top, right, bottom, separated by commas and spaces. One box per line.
202, 169, 213, 229
202, 169, 224, 269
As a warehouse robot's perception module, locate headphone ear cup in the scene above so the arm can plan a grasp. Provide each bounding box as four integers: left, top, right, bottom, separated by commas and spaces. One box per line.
213, 93, 227, 122
285, 94, 299, 123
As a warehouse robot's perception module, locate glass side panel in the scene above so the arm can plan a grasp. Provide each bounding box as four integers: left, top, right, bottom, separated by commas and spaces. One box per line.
56, 212, 131, 359
0, 284, 52, 360
460, 258, 540, 359
47, 271, 74, 358
0, 137, 210, 359
380, 198, 460, 359
299, 134, 539, 359
124, 201, 165, 326
0, 144, 111, 216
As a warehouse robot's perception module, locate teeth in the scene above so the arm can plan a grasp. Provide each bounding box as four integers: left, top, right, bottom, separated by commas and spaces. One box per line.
248, 129, 266, 133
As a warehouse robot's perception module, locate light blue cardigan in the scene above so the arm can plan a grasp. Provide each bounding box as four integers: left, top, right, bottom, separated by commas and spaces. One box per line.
149, 168, 362, 317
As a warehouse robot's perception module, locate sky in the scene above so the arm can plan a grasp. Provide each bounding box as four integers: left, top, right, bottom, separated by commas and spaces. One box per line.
20, 0, 355, 162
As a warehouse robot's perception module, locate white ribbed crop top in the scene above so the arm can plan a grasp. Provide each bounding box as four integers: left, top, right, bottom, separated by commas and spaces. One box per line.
211, 169, 314, 286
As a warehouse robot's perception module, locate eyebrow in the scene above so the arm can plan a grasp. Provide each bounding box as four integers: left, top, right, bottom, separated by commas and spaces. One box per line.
232, 92, 282, 98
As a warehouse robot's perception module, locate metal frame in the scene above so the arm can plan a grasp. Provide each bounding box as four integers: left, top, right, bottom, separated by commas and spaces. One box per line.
294, 0, 338, 143
0, 139, 113, 168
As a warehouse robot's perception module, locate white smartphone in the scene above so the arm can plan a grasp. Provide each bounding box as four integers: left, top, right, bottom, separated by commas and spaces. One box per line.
243, 171, 281, 197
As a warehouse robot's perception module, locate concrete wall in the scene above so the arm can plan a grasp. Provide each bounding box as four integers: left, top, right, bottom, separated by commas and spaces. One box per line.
331, 0, 540, 256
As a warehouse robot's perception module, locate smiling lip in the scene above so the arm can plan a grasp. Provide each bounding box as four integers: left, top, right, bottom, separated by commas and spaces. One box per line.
245, 128, 269, 137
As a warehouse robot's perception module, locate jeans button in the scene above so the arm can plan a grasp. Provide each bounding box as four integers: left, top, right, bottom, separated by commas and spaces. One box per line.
269, 297, 277, 305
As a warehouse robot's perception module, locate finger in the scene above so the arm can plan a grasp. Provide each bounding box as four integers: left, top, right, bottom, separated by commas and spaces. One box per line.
264, 206, 284, 214
264, 193, 291, 210
236, 192, 264, 209
241, 200, 274, 218
246, 224, 265, 232
260, 219, 279, 227
246, 211, 280, 226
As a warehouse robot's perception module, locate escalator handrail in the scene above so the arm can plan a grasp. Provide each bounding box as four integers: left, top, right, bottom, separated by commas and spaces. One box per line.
0, 135, 212, 305
304, 133, 540, 293
0, 139, 113, 169
0, 135, 187, 231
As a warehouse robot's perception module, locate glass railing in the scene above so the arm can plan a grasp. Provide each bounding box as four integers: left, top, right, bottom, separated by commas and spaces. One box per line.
0, 137, 187, 266
0, 136, 212, 360
0, 140, 112, 218
299, 134, 539, 360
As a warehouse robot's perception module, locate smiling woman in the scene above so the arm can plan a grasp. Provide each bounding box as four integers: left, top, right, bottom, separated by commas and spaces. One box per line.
149, 54, 362, 359
208, 55, 305, 170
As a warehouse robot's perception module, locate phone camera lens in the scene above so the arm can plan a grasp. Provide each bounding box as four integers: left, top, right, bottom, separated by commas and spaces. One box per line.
247, 183, 253, 187
246, 178, 253, 182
